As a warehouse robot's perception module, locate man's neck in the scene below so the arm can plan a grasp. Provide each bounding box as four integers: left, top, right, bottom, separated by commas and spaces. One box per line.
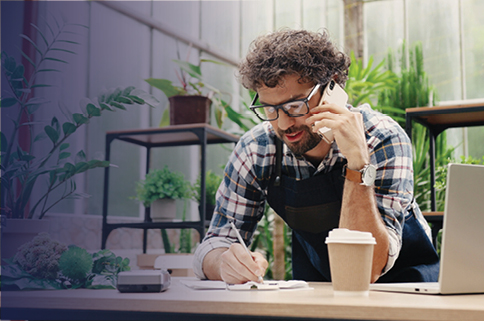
303, 141, 332, 167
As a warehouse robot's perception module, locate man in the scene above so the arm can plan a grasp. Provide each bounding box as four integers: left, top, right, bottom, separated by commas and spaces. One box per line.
193, 29, 439, 284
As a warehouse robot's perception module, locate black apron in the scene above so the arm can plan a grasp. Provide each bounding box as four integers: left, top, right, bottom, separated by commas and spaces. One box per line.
266, 138, 440, 282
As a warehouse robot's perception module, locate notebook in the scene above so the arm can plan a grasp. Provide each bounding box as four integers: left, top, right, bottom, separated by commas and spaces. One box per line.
370, 163, 484, 295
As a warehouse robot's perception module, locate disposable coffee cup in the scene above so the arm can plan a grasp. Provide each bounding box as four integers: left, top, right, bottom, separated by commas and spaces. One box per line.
325, 228, 376, 296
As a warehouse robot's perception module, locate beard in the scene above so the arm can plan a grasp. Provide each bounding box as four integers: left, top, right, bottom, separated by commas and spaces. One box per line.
276, 125, 322, 156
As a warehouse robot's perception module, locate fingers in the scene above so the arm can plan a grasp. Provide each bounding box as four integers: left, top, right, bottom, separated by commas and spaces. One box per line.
219, 243, 267, 284
313, 100, 348, 114
307, 113, 336, 130
306, 101, 348, 128
306, 107, 369, 163
306, 111, 348, 135
252, 251, 269, 275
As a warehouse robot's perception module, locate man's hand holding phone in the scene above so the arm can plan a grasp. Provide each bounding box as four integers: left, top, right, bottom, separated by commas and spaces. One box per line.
307, 80, 370, 169
313, 80, 349, 144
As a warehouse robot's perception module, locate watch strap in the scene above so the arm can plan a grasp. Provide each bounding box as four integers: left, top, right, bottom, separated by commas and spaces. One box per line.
343, 164, 363, 184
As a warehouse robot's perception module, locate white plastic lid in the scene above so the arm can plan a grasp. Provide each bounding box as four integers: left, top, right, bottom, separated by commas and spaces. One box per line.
325, 228, 376, 245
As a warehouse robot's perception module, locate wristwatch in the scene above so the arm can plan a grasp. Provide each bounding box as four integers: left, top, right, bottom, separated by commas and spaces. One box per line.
343, 163, 377, 186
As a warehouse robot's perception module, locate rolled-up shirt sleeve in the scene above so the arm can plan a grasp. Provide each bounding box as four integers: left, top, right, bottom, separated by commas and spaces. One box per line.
193, 236, 232, 279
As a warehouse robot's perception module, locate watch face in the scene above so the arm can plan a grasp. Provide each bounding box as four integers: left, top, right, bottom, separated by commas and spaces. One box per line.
362, 165, 377, 186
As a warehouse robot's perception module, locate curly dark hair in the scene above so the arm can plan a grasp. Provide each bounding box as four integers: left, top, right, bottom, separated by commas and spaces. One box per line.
238, 29, 350, 90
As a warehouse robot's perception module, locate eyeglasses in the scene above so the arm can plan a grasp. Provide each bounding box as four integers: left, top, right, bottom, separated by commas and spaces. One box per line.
249, 83, 321, 121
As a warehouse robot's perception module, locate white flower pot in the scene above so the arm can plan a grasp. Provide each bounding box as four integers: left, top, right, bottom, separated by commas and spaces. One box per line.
1, 218, 51, 259
150, 199, 177, 221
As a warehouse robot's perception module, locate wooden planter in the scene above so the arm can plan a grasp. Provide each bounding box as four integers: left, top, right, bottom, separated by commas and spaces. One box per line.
2, 218, 51, 259
168, 95, 211, 125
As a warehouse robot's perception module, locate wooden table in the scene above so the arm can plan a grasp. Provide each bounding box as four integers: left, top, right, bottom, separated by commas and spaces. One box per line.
2, 278, 484, 320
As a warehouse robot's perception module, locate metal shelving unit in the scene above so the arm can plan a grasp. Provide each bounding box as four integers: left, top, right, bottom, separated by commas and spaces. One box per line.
101, 123, 239, 252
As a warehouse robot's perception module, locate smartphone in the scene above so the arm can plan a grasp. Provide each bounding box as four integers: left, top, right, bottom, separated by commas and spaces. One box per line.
317, 80, 348, 143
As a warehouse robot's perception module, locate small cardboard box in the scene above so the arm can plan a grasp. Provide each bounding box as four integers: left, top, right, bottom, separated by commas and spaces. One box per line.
137, 254, 195, 277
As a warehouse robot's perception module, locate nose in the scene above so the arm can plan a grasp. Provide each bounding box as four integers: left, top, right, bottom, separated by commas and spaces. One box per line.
277, 111, 295, 131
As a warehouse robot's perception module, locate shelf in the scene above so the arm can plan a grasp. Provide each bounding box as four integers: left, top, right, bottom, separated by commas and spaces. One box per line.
106, 123, 240, 148
406, 103, 484, 136
101, 123, 240, 252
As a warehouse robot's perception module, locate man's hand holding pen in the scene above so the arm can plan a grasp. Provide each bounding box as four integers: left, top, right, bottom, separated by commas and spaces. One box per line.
216, 221, 268, 284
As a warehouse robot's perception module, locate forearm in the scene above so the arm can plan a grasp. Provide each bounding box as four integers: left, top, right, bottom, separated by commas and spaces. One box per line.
339, 179, 389, 282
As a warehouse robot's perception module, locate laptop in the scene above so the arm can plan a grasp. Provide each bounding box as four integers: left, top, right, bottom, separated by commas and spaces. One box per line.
370, 163, 484, 295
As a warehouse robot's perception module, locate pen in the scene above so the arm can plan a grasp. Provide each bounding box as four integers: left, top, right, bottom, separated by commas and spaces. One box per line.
229, 220, 264, 283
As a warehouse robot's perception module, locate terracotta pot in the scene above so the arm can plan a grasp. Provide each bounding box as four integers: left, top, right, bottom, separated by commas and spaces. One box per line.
150, 198, 177, 222
168, 95, 211, 125
1, 218, 51, 259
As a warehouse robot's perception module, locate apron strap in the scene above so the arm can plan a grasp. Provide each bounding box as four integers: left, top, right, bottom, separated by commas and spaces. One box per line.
274, 137, 283, 186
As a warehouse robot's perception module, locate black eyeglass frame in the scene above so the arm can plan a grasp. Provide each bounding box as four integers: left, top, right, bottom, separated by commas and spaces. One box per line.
249, 83, 322, 121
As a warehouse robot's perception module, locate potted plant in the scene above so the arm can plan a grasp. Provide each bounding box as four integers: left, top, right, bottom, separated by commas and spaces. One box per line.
145, 53, 233, 128
0, 21, 158, 258
134, 166, 191, 221
191, 170, 223, 221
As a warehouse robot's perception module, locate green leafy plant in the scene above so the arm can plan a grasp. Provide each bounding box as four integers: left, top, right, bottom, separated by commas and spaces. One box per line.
345, 51, 398, 112
91, 249, 131, 275
377, 41, 437, 128
134, 166, 192, 254
376, 41, 453, 211
434, 155, 484, 211
191, 170, 222, 207
134, 166, 191, 207
1, 21, 157, 219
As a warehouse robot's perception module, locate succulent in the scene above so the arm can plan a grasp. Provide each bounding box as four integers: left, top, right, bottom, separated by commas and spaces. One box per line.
58, 246, 93, 281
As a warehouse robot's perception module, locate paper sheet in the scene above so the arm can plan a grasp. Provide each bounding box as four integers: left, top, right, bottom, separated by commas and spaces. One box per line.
180, 279, 309, 291
180, 280, 226, 290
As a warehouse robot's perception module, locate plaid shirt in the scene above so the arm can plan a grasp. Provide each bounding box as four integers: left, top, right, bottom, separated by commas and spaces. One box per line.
193, 104, 431, 279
